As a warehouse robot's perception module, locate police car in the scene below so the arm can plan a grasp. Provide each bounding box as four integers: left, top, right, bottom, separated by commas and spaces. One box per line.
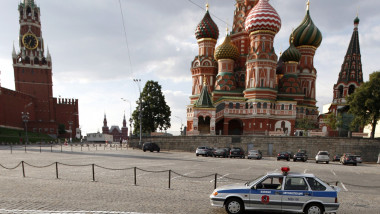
210, 167, 340, 214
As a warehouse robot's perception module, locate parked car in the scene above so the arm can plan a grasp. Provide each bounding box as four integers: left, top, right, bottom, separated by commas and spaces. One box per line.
277, 151, 291, 161
247, 150, 262, 159
298, 149, 307, 154
341, 154, 357, 166
196, 146, 213, 157
210, 167, 341, 214
354, 155, 362, 163
230, 147, 245, 158
286, 151, 294, 159
223, 147, 231, 157
332, 154, 341, 162
142, 142, 160, 152
293, 152, 308, 162
315, 151, 330, 164
213, 148, 229, 158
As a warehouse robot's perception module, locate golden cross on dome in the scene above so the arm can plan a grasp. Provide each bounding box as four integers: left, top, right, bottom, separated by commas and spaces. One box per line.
306, 0, 310, 11
206, 0, 209, 11
203, 75, 207, 85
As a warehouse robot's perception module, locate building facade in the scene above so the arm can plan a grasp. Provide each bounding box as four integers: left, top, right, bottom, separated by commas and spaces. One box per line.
319, 16, 363, 136
0, 0, 79, 139
102, 113, 129, 142
187, 0, 322, 136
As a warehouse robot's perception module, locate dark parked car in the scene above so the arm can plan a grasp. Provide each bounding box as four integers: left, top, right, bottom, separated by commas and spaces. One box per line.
354, 155, 362, 163
230, 147, 245, 158
333, 154, 341, 162
277, 151, 291, 161
196, 146, 213, 157
142, 142, 160, 152
293, 152, 308, 162
341, 154, 357, 166
213, 148, 229, 158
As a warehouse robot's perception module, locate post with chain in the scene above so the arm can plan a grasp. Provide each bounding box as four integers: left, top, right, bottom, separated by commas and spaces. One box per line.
168, 170, 171, 189
71, 144, 73, 152
21, 161, 25, 177
10, 145, 12, 154
24, 144, 26, 153
56, 162, 59, 179
92, 164, 95, 182
134, 167, 137, 186
61, 144, 62, 152
51, 145, 53, 152
40, 144, 41, 153
214, 173, 217, 189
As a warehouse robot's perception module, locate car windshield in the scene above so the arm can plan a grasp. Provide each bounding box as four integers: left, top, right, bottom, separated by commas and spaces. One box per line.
246, 175, 265, 186
197, 147, 206, 149
249, 150, 257, 153
296, 153, 304, 156
319, 152, 329, 155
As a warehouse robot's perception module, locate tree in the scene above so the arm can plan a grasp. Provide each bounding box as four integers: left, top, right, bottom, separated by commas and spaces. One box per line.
295, 118, 318, 135
132, 81, 171, 135
348, 71, 380, 139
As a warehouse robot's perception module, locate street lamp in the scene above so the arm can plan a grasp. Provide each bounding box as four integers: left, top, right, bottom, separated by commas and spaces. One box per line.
175, 116, 184, 136
68, 121, 73, 142
21, 112, 29, 144
133, 79, 142, 146
121, 98, 133, 136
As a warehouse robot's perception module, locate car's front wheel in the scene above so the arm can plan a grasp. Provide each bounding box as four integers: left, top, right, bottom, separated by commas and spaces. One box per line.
225, 198, 244, 214
304, 203, 324, 214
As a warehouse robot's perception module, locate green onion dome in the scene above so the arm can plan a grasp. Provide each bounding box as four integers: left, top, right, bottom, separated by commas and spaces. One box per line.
214, 35, 239, 61
354, 16, 360, 25
195, 10, 219, 40
282, 38, 301, 62
292, 7, 322, 48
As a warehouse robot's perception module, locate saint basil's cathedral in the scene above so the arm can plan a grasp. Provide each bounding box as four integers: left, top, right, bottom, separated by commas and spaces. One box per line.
186, 0, 363, 136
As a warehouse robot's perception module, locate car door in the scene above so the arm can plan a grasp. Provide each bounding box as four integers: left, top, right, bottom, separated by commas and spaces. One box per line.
281, 177, 311, 212
248, 176, 282, 211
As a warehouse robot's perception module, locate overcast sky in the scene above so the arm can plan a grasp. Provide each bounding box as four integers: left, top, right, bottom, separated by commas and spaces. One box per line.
1, 0, 379, 136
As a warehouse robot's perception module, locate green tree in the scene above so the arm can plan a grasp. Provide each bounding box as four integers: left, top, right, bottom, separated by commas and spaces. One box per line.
132, 81, 171, 135
348, 71, 380, 139
295, 118, 317, 135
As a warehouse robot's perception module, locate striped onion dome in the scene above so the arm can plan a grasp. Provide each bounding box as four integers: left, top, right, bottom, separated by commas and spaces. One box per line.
195, 10, 219, 40
292, 7, 322, 48
214, 35, 239, 61
244, 0, 281, 34
282, 38, 301, 62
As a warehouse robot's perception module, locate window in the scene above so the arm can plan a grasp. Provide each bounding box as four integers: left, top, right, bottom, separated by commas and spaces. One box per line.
284, 177, 308, 190
256, 176, 283, 190
236, 103, 240, 109
263, 103, 267, 109
306, 177, 326, 191
281, 104, 285, 110
257, 102, 261, 109
229, 102, 233, 109
289, 104, 292, 110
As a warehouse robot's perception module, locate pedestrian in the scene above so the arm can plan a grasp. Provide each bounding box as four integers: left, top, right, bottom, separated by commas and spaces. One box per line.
120, 139, 122, 147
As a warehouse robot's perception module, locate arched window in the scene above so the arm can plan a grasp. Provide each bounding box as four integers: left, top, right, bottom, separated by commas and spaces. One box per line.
263, 103, 267, 109
289, 104, 292, 110
348, 85, 356, 95
236, 103, 240, 109
27, 7, 32, 16
281, 104, 285, 110
245, 103, 248, 109
338, 85, 344, 98
257, 102, 261, 109
34, 57, 39, 65
229, 102, 233, 109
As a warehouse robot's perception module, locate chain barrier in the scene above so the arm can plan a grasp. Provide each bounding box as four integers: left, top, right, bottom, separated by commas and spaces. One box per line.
0, 162, 22, 170
136, 167, 169, 173
23, 162, 55, 168
94, 164, 134, 171
58, 162, 93, 167
171, 171, 215, 179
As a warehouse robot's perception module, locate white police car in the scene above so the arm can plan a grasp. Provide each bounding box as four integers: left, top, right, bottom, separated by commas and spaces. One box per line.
210, 167, 340, 214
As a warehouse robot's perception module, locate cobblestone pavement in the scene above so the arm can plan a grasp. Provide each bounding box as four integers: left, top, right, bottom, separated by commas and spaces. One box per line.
0, 145, 380, 214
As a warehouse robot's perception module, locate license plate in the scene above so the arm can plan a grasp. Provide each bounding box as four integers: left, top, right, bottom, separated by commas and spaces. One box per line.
297, 158, 301, 160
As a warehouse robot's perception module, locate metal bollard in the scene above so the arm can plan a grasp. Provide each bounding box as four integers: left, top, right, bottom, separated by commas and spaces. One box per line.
214, 173, 217, 189
21, 161, 25, 177
10, 145, 12, 154
168, 170, 171, 189
92, 164, 95, 182
40, 144, 42, 153
51, 145, 53, 152
61, 144, 62, 152
25, 145, 26, 153
56, 162, 59, 179
134, 167, 137, 186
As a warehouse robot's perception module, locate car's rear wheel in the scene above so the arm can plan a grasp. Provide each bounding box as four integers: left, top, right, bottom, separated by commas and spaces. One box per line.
326, 161, 329, 164
304, 203, 324, 214
225, 198, 244, 214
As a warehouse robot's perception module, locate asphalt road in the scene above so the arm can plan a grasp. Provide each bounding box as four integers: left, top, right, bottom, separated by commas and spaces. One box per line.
0, 145, 379, 214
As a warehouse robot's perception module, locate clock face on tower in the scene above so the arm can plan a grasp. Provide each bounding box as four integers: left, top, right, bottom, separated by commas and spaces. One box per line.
22, 33, 38, 50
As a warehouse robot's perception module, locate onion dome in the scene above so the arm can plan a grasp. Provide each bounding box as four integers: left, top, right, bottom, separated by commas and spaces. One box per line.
244, 0, 281, 34
214, 35, 239, 61
292, 2, 322, 48
354, 16, 360, 25
282, 38, 301, 62
195, 9, 219, 40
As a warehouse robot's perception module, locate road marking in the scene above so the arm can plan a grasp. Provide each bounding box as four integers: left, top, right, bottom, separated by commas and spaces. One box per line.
171, 171, 194, 180
304, 169, 308, 173
340, 182, 348, 191
331, 169, 336, 176
0, 209, 161, 214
